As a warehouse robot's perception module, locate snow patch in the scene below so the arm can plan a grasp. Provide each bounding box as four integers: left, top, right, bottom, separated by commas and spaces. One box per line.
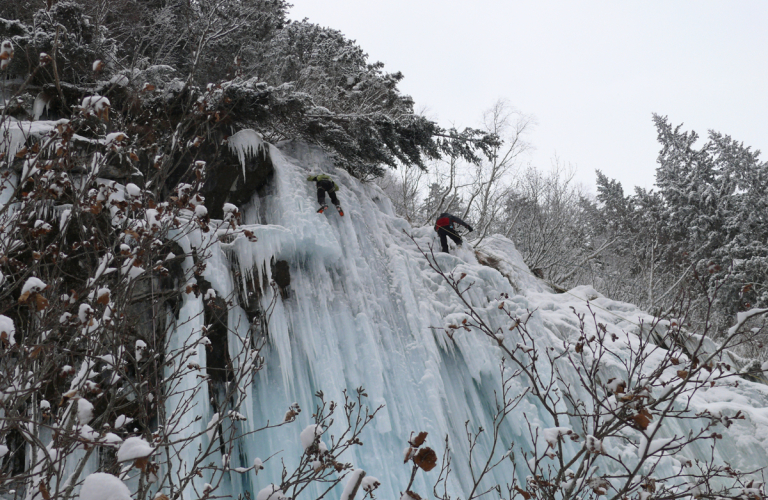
116, 436, 154, 462
79, 473, 131, 500
300, 424, 323, 450
256, 485, 286, 500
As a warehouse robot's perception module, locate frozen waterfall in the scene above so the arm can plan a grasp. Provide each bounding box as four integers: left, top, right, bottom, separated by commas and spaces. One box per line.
176, 139, 768, 499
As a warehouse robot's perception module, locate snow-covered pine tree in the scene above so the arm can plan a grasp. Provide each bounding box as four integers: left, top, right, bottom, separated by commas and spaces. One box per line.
590, 115, 768, 340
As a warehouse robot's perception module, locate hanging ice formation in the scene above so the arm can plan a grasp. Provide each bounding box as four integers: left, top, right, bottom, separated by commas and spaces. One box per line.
165, 136, 768, 499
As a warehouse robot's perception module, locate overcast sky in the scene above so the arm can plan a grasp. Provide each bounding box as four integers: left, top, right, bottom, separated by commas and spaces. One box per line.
287, 1, 768, 193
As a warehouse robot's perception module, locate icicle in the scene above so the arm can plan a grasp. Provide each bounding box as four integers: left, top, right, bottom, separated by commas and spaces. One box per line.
227, 129, 265, 180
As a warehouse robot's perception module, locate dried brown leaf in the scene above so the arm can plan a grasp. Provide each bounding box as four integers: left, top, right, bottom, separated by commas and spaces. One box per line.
632, 408, 652, 430
413, 447, 437, 472
39, 482, 51, 500
514, 486, 532, 500
410, 431, 428, 448
35, 294, 49, 311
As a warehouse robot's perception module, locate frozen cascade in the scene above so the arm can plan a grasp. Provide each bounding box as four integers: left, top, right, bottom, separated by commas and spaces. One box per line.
179, 140, 768, 499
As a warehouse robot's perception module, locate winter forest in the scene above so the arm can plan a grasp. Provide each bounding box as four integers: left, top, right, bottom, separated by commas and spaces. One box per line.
1, 1, 767, 500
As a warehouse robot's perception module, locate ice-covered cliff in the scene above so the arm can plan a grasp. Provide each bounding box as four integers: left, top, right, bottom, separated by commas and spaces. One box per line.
172, 139, 768, 499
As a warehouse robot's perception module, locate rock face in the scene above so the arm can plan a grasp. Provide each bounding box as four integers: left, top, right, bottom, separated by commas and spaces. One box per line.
202, 130, 275, 219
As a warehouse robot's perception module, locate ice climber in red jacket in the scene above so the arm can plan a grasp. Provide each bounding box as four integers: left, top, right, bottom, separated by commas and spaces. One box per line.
434, 213, 473, 253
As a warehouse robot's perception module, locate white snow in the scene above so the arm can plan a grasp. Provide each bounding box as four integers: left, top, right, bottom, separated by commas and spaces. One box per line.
105, 132, 127, 146
100, 433, 123, 447
0, 40, 12, 70
639, 433, 676, 458
223, 203, 239, 216
0, 444, 8, 458
116, 436, 154, 462
206, 413, 219, 442
114, 415, 133, 429
77, 398, 94, 423
125, 183, 142, 197
81, 95, 110, 116
584, 435, 603, 454
0, 315, 15, 345
300, 424, 323, 450
109, 74, 130, 87
21, 277, 46, 296
728, 308, 768, 336
256, 485, 286, 500
0, 120, 66, 159
60, 208, 72, 231
77, 424, 99, 443
195, 205, 208, 218
606, 377, 626, 394
79, 473, 131, 500
543, 427, 573, 448
32, 92, 51, 120
341, 469, 366, 500
78, 303, 94, 324
135, 339, 147, 360
361, 476, 380, 492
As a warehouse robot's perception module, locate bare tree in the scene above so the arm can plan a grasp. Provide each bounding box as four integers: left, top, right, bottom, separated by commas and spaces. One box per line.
376, 166, 425, 225
463, 100, 532, 246
498, 160, 603, 286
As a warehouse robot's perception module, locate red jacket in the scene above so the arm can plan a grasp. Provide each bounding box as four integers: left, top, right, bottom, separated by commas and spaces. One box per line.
434, 213, 472, 232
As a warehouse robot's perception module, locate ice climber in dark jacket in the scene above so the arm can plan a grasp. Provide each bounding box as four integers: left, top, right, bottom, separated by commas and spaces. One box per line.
307, 173, 343, 216
434, 213, 473, 253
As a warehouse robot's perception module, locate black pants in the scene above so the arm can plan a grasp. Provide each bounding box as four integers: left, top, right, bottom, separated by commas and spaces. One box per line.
438, 226, 462, 252
317, 181, 339, 206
